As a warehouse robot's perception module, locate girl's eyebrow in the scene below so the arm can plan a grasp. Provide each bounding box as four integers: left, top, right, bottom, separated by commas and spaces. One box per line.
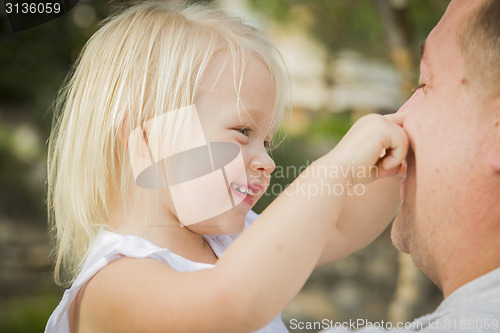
236, 102, 274, 136
230, 111, 253, 127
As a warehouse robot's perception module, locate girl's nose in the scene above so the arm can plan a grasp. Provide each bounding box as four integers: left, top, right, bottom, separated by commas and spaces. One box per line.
251, 150, 276, 175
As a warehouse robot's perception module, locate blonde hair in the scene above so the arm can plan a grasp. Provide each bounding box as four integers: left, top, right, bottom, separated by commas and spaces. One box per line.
48, 1, 291, 286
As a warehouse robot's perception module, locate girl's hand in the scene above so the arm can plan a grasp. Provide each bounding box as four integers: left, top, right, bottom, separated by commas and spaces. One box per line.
332, 113, 408, 184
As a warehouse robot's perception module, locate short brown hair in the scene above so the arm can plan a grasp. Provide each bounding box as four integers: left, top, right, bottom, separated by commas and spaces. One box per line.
460, 0, 500, 98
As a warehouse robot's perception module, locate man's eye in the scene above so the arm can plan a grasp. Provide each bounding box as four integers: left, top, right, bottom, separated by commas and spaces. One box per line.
236, 127, 250, 136
414, 83, 426, 91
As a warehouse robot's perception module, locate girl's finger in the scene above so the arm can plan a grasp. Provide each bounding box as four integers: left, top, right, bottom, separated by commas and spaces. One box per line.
382, 125, 409, 171
384, 112, 405, 127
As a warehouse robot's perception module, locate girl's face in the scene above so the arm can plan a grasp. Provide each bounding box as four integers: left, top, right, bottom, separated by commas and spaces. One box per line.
183, 53, 277, 235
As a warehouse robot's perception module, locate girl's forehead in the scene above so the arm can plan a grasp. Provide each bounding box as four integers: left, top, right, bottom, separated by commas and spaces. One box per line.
194, 51, 278, 136
200, 52, 274, 92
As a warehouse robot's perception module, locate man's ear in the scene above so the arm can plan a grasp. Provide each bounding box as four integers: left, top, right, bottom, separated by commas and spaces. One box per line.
488, 149, 500, 172
488, 114, 500, 172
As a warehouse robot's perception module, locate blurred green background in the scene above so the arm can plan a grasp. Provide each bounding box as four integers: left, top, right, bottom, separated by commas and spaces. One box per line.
0, 0, 448, 332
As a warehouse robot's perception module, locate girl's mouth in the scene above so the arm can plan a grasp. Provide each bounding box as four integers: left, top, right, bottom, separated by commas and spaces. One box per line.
230, 183, 256, 205
230, 183, 255, 197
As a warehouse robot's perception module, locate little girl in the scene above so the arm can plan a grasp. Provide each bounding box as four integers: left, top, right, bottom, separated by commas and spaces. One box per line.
45, 2, 408, 332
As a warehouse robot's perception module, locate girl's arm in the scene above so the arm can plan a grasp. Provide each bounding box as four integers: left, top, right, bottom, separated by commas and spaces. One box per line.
317, 175, 402, 266
77, 113, 408, 333
316, 113, 406, 265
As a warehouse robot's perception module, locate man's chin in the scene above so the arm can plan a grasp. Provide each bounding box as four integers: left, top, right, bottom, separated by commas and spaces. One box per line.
391, 214, 411, 254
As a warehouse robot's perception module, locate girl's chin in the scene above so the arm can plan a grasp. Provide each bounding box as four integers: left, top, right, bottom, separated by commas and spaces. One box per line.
184, 211, 246, 235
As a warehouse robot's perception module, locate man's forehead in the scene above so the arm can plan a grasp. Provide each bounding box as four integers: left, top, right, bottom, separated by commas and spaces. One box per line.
448, 0, 484, 12
420, 0, 479, 65
443, 0, 484, 27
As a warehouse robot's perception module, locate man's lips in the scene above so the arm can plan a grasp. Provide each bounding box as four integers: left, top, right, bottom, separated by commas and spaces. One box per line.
400, 146, 414, 203
406, 145, 415, 168
400, 170, 407, 203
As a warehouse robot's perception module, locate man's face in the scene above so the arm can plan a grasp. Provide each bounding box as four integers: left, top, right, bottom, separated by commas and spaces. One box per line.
391, 0, 499, 284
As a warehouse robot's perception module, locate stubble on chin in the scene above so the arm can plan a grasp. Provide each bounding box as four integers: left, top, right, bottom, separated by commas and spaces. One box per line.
391, 209, 412, 254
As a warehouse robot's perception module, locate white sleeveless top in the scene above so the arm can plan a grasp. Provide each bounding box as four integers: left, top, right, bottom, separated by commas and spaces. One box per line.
44, 210, 288, 333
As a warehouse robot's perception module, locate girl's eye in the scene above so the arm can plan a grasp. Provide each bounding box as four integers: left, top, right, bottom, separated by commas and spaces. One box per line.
264, 139, 274, 151
236, 127, 250, 136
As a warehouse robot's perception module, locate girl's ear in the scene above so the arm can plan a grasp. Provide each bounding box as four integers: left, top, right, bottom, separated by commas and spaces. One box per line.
117, 114, 129, 149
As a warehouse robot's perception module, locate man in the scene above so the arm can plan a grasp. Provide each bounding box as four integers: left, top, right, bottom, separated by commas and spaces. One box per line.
324, 0, 500, 331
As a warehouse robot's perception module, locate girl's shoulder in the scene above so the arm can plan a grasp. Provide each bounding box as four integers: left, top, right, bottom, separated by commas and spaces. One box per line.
45, 229, 212, 332
45, 210, 260, 333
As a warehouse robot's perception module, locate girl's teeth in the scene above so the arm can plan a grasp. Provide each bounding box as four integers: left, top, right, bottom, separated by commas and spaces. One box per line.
230, 183, 255, 197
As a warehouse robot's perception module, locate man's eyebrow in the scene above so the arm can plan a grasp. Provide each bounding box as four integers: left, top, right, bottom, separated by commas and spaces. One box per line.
420, 40, 426, 60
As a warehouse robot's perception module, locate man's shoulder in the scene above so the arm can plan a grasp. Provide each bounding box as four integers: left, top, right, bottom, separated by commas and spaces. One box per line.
320, 268, 500, 333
